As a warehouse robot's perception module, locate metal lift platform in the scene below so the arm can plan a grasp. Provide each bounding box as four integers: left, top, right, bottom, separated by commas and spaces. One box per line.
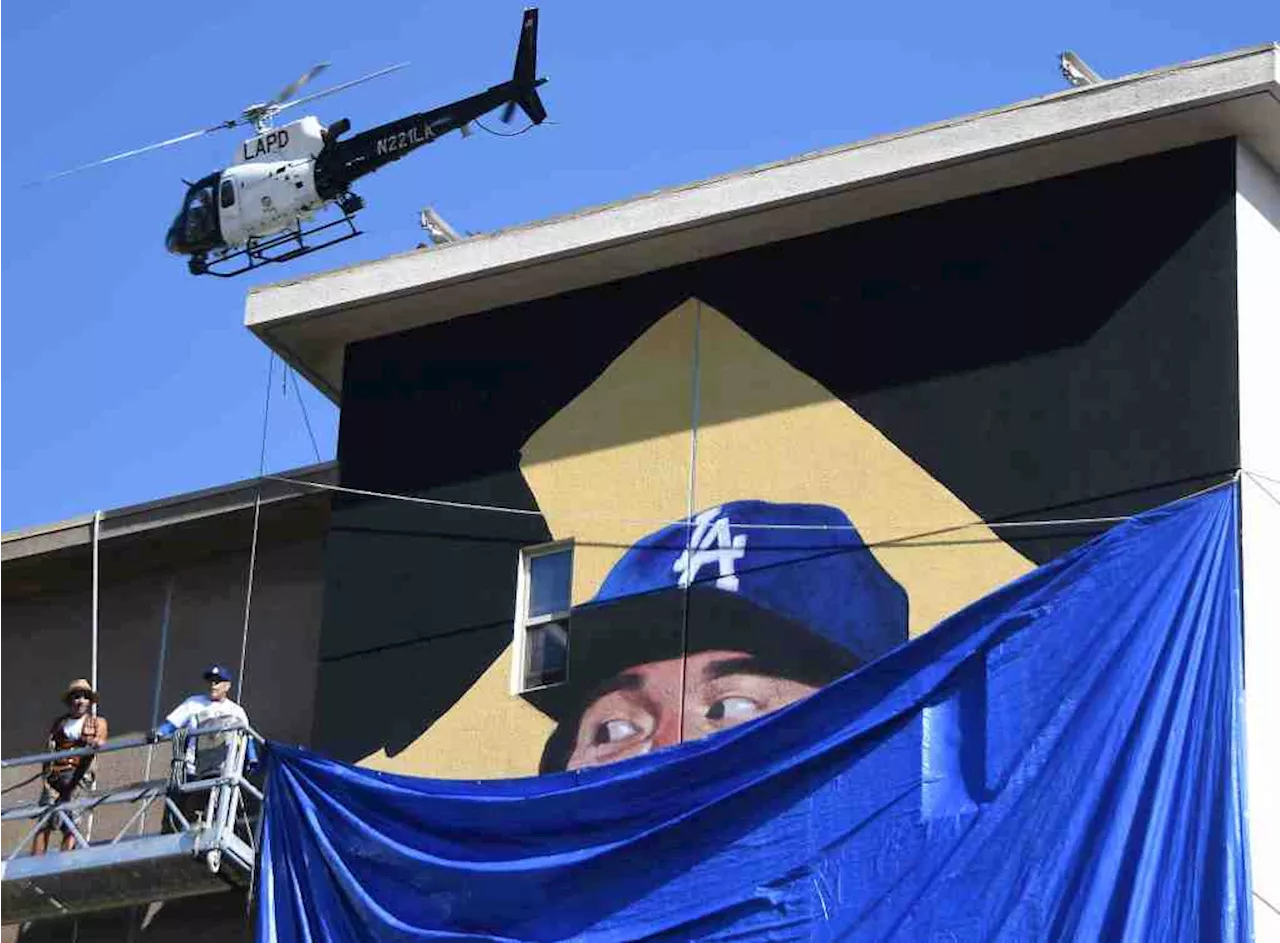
1, 724, 263, 924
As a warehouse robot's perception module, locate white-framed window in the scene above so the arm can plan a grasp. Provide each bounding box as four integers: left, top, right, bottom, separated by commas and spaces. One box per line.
511, 540, 573, 693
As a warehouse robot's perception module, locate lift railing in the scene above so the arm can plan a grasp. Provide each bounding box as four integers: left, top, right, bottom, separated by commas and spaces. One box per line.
0, 723, 265, 924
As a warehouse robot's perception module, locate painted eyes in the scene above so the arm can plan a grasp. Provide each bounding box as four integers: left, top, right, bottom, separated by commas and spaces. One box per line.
590, 695, 763, 748
593, 718, 642, 745
705, 696, 761, 723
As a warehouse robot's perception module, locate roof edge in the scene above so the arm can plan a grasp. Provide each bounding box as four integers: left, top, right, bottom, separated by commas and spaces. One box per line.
1, 461, 338, 563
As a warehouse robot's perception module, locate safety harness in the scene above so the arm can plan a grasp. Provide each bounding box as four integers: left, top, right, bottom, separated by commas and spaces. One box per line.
45, 714, 102, 787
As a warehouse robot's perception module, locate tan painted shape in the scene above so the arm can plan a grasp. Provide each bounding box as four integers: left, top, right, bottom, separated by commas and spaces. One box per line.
521, 298, 698, 603
693, 300, 1033, 635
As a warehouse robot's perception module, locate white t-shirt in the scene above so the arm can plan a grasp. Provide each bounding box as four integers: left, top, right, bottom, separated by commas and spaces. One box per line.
165, 695, 250, 776
61, 716, 87, 741
164, 694, 249, 733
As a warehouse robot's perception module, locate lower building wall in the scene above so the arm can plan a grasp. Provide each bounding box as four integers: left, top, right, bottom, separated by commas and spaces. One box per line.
1237, 142, 1280, 943
1, 503, 327, 942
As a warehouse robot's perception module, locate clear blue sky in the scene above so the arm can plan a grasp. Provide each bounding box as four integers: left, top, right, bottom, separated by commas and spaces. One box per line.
2, 0, 1274, 530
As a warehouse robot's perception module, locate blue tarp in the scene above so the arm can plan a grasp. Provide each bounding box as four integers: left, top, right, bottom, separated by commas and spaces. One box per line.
257, 484, 1251, 942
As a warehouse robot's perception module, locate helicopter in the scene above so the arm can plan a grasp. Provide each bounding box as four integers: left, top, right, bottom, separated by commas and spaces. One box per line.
47, 9, 547, 277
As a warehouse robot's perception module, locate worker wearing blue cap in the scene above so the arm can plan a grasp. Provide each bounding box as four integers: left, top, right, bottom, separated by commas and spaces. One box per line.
153, 665, 256, 783
538, 501, 908, 772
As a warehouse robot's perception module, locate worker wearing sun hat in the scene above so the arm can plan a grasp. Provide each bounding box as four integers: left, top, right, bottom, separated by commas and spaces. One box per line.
33, 679, 109, 854
536, 500, 908, 772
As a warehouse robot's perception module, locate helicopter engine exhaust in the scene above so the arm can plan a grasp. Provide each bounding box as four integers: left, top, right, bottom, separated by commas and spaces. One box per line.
323, 118, 352, 143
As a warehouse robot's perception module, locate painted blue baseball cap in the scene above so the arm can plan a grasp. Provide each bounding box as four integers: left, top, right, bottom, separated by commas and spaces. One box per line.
588, 500, 908, 664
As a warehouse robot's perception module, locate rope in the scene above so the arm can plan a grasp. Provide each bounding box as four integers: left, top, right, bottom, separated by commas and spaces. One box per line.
1, 770, 45, 794
1246, 469, 1280, 488
266, 475, 544, 518
91, 510, 101, 700
1244, 471, 1280, 510
265, 474, 1237, 533
237, 353, 275, 703
288, 367, 323, 464
1256, 889, 1280, 917
677, 299, 703, 747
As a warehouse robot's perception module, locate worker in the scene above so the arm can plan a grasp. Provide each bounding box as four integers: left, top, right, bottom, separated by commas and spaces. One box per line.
33, 679, 109, 854
152, 665, 257, 827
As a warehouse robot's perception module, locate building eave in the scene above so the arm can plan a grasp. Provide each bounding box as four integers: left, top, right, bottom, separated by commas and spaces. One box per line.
1, 462, 339, 564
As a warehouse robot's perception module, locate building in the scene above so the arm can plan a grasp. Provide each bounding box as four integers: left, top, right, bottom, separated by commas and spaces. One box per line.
1, 467, 333, 941
4, 43, 1279, 939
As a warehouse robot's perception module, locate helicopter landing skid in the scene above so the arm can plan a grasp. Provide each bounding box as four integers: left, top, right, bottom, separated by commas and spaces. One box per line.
190, 212, 362, 278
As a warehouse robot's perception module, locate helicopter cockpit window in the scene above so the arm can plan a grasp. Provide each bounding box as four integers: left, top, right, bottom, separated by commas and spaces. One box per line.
220, 179, 236, 209
183, 183, 218, 245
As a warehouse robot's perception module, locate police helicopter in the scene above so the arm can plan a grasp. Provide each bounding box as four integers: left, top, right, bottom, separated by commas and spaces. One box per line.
46, 9, 547, 277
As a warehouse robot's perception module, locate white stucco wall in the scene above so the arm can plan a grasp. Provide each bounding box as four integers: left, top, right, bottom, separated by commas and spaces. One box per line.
1237, 141, 1280, 940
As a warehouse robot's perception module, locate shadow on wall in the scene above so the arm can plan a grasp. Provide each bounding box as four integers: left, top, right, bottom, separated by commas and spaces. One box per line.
311, 469, 550, 761
341, 139, 1236, 482
14, 892, 251, 943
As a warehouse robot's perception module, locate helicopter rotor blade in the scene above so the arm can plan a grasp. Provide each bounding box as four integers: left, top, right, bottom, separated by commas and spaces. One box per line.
35, 121, 239, 184
270, 62, 409, 117
34, 62, 407, 184
270, 63, 330, 106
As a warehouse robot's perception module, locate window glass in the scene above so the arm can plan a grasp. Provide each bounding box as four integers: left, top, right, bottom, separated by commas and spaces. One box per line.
523, 622, 568, 689
528, 549, 572, 618
183, 184, 217, 243
186, 184, 214, 214
515, 543, 573, 692
220, 179, 236, 209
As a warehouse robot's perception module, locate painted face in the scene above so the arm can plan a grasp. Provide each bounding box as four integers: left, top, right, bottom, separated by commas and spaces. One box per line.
209, 679, 232, 701
564, 650, 818, 770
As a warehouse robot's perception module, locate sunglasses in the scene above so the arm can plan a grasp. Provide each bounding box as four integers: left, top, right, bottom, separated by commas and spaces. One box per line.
69, 693, 91, 701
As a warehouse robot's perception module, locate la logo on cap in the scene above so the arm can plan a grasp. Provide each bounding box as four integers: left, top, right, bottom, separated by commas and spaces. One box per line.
672, 506, 748, 592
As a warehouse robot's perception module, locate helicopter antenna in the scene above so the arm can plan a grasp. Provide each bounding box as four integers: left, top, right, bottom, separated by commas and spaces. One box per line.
32, 62, 409, 183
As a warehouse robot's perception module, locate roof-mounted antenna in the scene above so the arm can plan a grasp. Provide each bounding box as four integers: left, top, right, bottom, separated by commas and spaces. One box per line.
1059, 51, 1103, 87
419, 207, 464, 246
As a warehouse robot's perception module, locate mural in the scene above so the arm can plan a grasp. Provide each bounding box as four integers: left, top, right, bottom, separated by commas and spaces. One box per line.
359, 299, 1036, 777
325, 140, 1239, 780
